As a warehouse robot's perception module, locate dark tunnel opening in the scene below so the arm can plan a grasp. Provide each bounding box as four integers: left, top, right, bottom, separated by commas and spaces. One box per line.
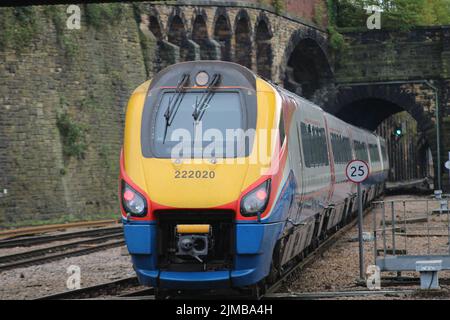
337, 98, 435, 185
285, 38, 332, 100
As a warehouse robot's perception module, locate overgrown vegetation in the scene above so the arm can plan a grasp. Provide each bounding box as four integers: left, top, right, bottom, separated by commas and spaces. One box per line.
85, 3, 124, 28
0, 7, 41, 50
272, 0, 285, 14
43, 6, 79, 58
56, 112, 88, 160
335, 0, 450, 30
328, 25, 346, 51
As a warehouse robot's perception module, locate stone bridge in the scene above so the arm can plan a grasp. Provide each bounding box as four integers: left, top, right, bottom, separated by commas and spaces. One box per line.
136, 0, 332, 95
138, 1, 450, 189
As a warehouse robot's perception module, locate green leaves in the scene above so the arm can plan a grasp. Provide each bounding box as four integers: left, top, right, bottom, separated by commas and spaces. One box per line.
335, 0, 450, 29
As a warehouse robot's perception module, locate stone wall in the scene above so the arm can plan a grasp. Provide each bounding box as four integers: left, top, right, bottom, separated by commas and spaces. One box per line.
0, 4, 153, 226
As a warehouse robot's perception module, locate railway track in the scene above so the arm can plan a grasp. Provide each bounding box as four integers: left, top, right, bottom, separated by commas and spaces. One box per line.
34, 277, 144, 300
0, 226, 122, 249
0, 219, 119, 240
0, 233, 124, 272
34, 205, 376, 300
264, 212, 364, 296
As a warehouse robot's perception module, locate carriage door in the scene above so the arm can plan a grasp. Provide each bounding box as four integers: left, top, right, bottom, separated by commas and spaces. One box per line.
288, 97, 304, 219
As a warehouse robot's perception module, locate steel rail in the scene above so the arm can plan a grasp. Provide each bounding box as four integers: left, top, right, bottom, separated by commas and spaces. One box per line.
0, 219, 119, 239
34, 277, 141, 300
264, 289, 415, 300
0, 233, 123, 264
0, 239, 125, 272
0, 226, 123, 249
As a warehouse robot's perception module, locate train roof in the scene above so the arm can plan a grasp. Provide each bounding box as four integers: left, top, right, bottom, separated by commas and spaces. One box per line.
148, 61, 257, 92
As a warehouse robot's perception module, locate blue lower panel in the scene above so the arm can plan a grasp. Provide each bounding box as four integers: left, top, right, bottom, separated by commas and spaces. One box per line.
159, 271, 231, 289
125, 221, 284, 289
123, 224, 154, 254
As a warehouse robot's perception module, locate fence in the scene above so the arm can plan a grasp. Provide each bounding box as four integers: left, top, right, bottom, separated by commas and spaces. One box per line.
371, 196, 450, 288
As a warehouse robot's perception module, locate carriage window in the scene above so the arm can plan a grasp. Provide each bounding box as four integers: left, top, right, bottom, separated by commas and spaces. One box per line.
330, 133, 352, 164
354, 140, 369, 162
369, 144, 380, 163
300, 122, 329, 168
279, 110, 285, 146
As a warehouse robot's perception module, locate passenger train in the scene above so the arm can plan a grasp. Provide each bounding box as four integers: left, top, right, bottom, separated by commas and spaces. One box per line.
119, 61, 389, 298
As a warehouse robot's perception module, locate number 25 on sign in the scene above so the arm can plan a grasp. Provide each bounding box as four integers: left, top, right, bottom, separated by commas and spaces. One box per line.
346, 160, 369, 184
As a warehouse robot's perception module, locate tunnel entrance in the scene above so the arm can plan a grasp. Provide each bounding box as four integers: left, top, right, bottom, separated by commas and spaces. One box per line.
376, 111, 434, 184
335, 96, 436, 188
284, 38, 332, 100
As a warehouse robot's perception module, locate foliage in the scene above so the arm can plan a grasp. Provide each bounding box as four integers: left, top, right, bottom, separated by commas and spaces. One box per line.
85, 3, 124, 28
328, 25, 346, 51
56, 112, 88, 160
272, 0, 285, 14
43, 6, 79, 58
314, 1, 327, 27
0, 7, 41, 50
335, 0, 450, 29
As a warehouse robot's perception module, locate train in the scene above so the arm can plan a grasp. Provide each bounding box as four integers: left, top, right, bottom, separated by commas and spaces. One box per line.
119, 61, 389, 298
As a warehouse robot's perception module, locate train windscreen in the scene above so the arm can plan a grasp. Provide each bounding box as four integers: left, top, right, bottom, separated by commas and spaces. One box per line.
151, 91, 251, 159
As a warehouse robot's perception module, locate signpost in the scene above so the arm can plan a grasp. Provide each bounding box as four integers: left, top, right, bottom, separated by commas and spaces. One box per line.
346, 160, 370, 280
446, 152, 450, 193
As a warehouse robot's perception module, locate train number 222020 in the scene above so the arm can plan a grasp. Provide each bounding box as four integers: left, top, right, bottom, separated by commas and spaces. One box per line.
174, 170, 216, 179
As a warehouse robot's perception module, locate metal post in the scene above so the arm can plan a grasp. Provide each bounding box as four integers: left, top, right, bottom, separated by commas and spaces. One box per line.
403, 201, 407, 252
448, 199, 450, 255
391, 202, 396, 255
357, 183, 364, 280
436, 88, 441, 191
427, 200, 430, 255
382, 203, 387, 256
372, 204, 377, 264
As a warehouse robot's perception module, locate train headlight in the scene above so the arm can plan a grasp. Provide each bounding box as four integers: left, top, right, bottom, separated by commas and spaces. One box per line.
240, 180, 271, 217
121, 182, 147, 217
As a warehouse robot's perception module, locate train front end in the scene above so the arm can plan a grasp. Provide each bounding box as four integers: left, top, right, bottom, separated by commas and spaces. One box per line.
120, 61, 288, 291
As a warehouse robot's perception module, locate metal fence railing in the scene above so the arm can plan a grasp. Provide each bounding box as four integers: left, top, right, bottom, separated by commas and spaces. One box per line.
371, 197, 450, 276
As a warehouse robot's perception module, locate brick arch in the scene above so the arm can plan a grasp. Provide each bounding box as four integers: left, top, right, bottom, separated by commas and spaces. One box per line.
148, 11, 163, 41
255, 12, 273, 38
234, 9, 253, 69
282, 29, 332, 99
167, 9, 189, 61
255, 13, 273, 79
213, 8, 232, 61
190, 8, 209, 38
192, 13, 210, 59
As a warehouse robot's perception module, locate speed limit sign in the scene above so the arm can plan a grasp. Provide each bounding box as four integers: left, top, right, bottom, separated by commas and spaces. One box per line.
346, 160, 370, 184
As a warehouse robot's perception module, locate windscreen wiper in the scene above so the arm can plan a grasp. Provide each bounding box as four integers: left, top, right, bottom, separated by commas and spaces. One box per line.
162, 74, 190, 143
192, 74, 221, 123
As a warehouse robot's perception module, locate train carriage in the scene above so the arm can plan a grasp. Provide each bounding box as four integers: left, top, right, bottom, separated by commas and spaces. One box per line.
119, 61, 388, 297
